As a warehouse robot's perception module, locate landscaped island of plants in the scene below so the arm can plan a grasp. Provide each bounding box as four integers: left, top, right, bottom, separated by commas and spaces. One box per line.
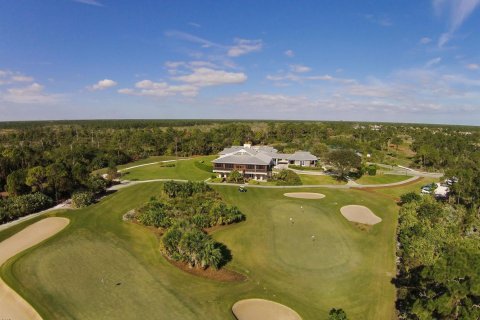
132, 181, 245, 271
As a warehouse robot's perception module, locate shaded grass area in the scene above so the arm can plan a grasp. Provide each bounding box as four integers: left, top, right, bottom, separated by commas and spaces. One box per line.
1, 181, 403, 319
299, 174, 345, 185
121, 156, 216, 181
355, 174, 411, 185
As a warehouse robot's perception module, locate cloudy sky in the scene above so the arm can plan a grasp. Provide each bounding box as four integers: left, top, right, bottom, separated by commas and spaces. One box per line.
1, 0, 480, 124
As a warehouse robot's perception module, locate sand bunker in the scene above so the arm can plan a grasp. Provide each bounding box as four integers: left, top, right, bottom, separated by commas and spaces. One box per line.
232, 299, 302, 320
0, 217, 70, 320
340, 205, 382, 225
283, 192, 325, 199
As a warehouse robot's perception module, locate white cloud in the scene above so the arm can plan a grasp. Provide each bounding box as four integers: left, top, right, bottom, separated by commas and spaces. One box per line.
119, 67, 246, 98
434, 0, 480, 47
466, 63, 479, 70
188, 22, 201, 28
425, 57, 442, 68
165, 30, 223, 49
89, 79, 118, 91
173, 67, 247, 86
266, 72, 355, 84
227, 39, 263, 57
0, 70, 35, 85
290, 64, 311, 73
119, 80, 198, 97
2, 83, 62, 104
420, 37, 432, 44
284, 50, 295, 57
73, 0, 103, 6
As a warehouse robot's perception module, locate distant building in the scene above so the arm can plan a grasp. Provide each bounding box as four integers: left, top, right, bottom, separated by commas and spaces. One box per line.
212, 143, 318, 180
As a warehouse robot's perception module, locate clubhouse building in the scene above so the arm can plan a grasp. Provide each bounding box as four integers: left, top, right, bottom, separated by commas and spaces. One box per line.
212, 143, 317, 180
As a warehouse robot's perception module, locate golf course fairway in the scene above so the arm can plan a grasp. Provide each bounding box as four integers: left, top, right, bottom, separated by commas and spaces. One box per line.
0, 181, 399, 319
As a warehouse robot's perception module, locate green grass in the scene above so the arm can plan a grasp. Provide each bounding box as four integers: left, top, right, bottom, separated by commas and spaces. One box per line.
120, 156, 216, 181
93, 155, 177, 174
1, 181, 397, 319
354, 174, 411, 185
299, 174, 345, 185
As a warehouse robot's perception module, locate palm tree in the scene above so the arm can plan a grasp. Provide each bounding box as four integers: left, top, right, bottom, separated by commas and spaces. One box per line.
199, 241, 222, 269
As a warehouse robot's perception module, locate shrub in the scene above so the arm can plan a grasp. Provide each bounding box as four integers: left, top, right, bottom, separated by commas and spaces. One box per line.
86, 175, 107, 194
274, 169, 302, 186
367, 165, 377, 176
6, 192, 53, 219
71, 191, 96, 208
400, 192, 421, 205
137, 198, 171, 228
227, 170, 244, 183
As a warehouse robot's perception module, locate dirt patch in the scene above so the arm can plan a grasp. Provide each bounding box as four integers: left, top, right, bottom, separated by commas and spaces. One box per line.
166, 257, 246, 282
340, 205, 382, 225
0, 217, 70, 320
283, 192, 325, 199
232, 298, 302, 320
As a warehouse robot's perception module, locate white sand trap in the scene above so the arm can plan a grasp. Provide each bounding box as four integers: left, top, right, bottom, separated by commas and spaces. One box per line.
0, 217, 70, 320
284, 192, 325, 199
340, 205, 382, 225
233, 299, 302, 320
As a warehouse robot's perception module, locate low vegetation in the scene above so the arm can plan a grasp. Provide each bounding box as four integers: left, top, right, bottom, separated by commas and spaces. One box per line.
273, 169, 302, 186
0, 192, 53, 223
134, 181, 245, 269
71, 191, 96, 208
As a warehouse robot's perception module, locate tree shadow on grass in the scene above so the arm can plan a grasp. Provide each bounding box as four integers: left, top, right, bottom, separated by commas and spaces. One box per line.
216, 242, 232, 268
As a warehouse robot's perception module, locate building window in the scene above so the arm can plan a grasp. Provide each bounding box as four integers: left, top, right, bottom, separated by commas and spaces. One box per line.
246, 164, 255, 170
225, 163, 234, 169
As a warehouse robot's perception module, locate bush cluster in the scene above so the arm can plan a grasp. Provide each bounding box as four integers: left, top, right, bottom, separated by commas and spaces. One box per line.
135, 181, 245, 269
273, 169, 302, 186
72, 191, 96, 208
0, 192, 53, 223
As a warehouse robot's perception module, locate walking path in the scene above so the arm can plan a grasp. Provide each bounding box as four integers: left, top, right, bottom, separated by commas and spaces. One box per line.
0, 162, 428, 232
368, 163, 444, 178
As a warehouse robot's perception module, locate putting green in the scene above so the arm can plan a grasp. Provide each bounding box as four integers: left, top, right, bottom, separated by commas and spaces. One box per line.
0, 182, 402, 319
271, 203, 357, 270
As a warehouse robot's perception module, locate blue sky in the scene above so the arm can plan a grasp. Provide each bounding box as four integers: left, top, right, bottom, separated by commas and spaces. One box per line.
1, 0, 480, 124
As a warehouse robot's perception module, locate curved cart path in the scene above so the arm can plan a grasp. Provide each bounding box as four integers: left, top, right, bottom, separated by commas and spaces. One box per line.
0, 217, 70, 320
0, 175, 422, 232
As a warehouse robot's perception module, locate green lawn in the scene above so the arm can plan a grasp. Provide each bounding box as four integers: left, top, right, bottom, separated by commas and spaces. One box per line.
1, 181, 399, 319
120, 155, 216, 181
355, 174, 411, 185
299, 174, 345, 185
93, 155, 177, 174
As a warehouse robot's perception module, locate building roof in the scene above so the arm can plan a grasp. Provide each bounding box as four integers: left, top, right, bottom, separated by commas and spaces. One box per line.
218, 145, 277, 155
213, 153, 272, 165
214, 145, 317, 165
287, 151, 318, 161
